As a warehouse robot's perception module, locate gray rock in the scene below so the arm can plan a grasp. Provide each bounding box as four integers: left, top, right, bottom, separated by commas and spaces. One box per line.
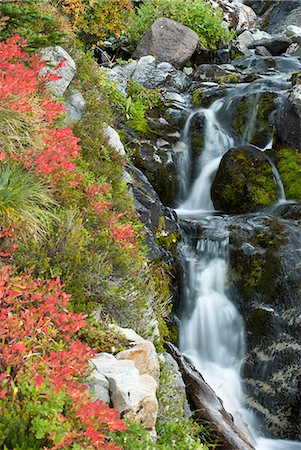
108, 56, 191, 93
285, 25, 301, 45
229, 214, 301, 440
275, 86, 301, 151
249, 36, 292, 56
39, 46, 76, 97
88, 372, 110, 404
132, 18, 198, 69
192, 63, 237, 83
65, 88, 85, 123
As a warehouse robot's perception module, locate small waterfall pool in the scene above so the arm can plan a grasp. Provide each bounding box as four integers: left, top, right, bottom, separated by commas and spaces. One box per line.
175, 59, 301, 450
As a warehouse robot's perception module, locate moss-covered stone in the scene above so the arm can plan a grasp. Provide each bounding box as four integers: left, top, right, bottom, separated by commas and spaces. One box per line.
216, 73, 238, 84
290, 72, 301, 86
277, 148, 301, 200
191, 87, 204, 107
232, 92, 277, 148
211, 146, 278, 213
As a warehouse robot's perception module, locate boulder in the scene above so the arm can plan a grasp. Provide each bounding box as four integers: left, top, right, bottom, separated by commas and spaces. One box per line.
39, 46, 76, 97
228, 214, 301, 440
275, 86, 301, 151
192, 64, 238, 84
65, 88, 85, 123
211, 146, 278, 214
285, 25, 301, 45
249, 36, 292, 55
90, 353, 158, 433
108, 55, 191, 93
116, 340, 160, 383
234, 28, 271, 55
132, 18, 199, 69
209, 0, 256, 35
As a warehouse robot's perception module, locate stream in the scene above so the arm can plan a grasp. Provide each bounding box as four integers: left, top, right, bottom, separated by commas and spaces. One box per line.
175, 53, 301, 449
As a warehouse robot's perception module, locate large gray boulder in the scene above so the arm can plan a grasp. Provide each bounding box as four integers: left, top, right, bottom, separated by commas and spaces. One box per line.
39, 46, 76, 97
132, 18, 199, 69
275, 86, 301, 151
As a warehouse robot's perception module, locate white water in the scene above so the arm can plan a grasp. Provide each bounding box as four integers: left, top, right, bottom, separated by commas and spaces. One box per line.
177, 76, 301, 449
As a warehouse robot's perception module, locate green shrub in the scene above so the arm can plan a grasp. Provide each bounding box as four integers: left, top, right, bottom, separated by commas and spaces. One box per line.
128, 0, 233, 50
0, 0, 64, 50
59, 0, 135, 49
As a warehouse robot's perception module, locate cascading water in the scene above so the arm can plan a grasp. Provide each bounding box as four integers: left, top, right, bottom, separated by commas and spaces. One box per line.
176, 58, 301, 449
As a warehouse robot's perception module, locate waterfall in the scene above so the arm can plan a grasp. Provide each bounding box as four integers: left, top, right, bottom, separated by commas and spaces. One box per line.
176, 68, 301, 449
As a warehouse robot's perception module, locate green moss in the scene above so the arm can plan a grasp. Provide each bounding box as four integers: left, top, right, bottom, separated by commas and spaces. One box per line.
191, 87, 205, 107
290, 72, 301, 86
216, 73, 238, 84
216, 148, 277, 213
232, 92, 276, 147
277, 148, 301, 200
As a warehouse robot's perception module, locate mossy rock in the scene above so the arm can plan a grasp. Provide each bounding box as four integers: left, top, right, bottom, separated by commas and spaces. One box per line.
290, 72, 301, 86
232, 92, 277, 148
277, 148, 301, 200
211, 146, 277, 213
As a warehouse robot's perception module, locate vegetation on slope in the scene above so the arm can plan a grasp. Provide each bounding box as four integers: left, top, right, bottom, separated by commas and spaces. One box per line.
0, 0, 230, 448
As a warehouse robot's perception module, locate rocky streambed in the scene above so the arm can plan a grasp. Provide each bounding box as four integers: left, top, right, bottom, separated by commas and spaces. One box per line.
103, 0, 301, 447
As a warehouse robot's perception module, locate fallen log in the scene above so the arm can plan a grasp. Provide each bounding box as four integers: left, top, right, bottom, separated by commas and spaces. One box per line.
166, 343, 255, 450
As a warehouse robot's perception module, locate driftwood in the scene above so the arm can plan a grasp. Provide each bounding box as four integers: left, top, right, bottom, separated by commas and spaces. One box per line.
166, 343, 255, 450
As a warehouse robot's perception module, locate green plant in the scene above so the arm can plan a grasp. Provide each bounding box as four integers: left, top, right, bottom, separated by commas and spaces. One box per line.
60, 0, 134, 49
0, 0, 64, 50
127, 0, 233, 50
0, 161, 56, 239
277, 148, 301, 200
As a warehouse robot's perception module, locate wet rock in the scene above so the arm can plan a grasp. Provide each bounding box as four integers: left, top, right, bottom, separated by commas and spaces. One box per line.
192, 64, 238, 84
211, 146, 277, 214
108, 56, 191, 93
275, 86, 301, 151
65, 88, 85, 123
228, 214, 301, 440
249, 36, 292, 56
132, 18, 199, 69
253, 1, 301, 35
166, 343, 255, 450
133, 140, 178, 206
231, 91, 277, 148
39, 46, 76, 97
285, 25, 301, 44
125, 163, 179, 265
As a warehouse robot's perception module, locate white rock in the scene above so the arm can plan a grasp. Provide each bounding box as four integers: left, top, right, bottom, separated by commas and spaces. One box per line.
90, 352, 158, 432
65, 88, 85, 123
109, 325, 145, 345
40, 46, 76, 97
103, 125, 125, 155
116, 340, 160, 383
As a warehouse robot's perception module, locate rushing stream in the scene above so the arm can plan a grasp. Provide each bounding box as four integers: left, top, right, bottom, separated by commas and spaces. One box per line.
175, 55, 301, 449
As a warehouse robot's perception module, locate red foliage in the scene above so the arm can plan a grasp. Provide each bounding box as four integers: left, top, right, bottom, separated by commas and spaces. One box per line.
0, 265, 126, 448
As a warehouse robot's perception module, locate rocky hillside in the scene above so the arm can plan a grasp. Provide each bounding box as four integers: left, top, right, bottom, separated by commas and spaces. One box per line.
0, 1, 300, 449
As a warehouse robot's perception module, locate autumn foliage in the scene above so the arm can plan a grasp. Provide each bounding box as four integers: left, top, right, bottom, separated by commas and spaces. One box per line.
61, 0, 134, 48
0, 262, 126, 448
